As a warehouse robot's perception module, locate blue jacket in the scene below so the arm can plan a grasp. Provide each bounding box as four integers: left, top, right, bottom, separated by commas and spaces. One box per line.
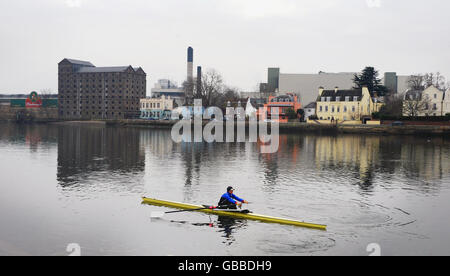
219, 192, 244, 205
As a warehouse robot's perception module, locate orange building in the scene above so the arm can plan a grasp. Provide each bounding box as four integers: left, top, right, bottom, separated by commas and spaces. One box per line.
258, 94, 302, 123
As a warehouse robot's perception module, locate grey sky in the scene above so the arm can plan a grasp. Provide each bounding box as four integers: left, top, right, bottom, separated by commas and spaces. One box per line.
0, 0, 449, 94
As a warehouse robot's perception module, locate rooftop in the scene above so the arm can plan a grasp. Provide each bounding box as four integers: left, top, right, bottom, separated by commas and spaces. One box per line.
64, 59, 95, 67
304, 102, 317, 109
60, 58, 145, 74
77, 66, 130, 73
318, 89, 363, 102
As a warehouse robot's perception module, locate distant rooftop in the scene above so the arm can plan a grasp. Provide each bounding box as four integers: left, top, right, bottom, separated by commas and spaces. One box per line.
64, 59, 95, 67
60, 59, 145, 74
78, 66, 130, 73
304, 102, 317, 109
318, 89, 363, 102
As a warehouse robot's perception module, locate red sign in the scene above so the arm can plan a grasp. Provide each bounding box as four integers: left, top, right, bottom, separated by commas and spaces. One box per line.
26, 92, 42, 108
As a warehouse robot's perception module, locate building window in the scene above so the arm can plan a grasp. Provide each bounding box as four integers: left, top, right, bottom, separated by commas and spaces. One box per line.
325, 106, 328, 112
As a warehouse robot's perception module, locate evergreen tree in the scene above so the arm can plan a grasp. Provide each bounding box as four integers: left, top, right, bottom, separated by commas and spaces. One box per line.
353, 67, 388, 96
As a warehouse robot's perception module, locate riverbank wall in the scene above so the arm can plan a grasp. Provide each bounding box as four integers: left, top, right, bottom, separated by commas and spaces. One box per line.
2, 116, 449, 136
0, 106, 58, 123
103, 119, 450, 136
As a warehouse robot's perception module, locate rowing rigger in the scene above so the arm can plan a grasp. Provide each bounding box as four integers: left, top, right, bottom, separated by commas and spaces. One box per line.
141, 197, 327, 231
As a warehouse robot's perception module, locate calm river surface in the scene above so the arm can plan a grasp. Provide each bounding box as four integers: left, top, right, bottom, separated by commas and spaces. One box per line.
0, 122, 449, 256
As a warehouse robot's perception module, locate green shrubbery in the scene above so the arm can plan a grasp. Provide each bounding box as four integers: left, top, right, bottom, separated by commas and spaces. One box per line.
286, 108, 298, 120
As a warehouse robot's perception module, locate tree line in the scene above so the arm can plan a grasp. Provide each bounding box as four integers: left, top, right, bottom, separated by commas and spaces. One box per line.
183, 69, 241, 110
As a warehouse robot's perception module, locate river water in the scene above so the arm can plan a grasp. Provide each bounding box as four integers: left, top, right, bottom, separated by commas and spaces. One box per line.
0, 122, 449, 256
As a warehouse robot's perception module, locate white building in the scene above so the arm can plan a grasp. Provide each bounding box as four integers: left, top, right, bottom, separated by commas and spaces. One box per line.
403, 86, 447, 116
140, 95, 174, 120
424, 86, 445, 116
303, 102, 316, 119
151, 79, 185, 106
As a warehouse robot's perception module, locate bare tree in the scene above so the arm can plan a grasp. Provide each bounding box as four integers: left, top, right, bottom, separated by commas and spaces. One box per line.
222, 86, 240, 101
200, 69, 224, 107
379, 93, 404, 117
407, 75, 425, 91
40, 88, 53, 99
403, 93, 431, 117
182, 69, 242, 108
214, 86, 241, 110
423, 72, 446, 90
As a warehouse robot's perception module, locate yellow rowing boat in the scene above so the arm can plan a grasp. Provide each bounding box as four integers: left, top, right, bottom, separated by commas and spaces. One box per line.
141, 197, 327, 231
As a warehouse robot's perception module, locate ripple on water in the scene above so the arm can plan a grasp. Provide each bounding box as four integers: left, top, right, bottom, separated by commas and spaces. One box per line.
255, 228, 337, 255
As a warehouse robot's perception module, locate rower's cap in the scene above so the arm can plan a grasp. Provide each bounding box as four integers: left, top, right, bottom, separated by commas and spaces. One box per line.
227, 186, 234, 192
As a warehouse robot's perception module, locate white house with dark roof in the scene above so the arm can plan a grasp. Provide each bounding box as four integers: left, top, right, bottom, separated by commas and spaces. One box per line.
303, 102, 317, 119
315, 87, 383, 122
403, 86, 447, 117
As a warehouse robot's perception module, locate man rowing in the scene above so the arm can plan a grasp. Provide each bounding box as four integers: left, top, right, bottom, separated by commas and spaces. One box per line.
218, 186, 248, 209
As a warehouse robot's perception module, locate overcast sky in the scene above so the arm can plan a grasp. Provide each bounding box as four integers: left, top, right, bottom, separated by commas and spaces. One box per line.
0, 0, 449, 94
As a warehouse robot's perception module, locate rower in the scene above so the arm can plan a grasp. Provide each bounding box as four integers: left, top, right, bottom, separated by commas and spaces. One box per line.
218, 186, 248, 209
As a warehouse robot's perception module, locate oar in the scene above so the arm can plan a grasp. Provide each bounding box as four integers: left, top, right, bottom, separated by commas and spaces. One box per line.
150, 205, 226, 219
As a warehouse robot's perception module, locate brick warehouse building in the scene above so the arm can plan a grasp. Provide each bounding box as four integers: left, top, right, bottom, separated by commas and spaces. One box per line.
58, 58, 146, 120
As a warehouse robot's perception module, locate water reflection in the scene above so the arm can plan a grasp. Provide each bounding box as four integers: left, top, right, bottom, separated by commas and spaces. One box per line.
260, 134, 450, 193
57, 125, 145, 192
1, 122, 450, 255
0, 123, 57, 151
140, 130, 174, 157
168, 216, 246, 246
216, 216, 247, 246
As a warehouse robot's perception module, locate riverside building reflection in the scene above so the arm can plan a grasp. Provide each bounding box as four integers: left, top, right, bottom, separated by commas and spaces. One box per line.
57, 124, 145, 192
